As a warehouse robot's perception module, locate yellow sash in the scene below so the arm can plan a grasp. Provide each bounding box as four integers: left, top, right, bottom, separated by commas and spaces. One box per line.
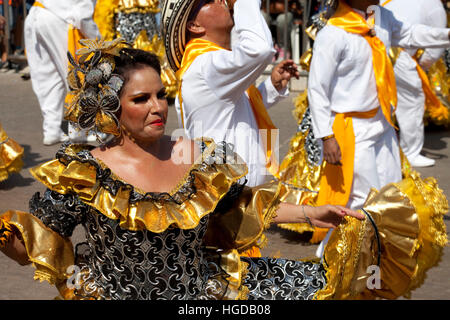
316, 0, 397, 207
32, 1, 44, 8
316, 108, 378, 207
176, 38, 279, 177
414, 56, 449, 121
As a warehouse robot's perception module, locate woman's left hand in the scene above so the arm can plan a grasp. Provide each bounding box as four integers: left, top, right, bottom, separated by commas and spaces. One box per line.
306, 205, 365, 229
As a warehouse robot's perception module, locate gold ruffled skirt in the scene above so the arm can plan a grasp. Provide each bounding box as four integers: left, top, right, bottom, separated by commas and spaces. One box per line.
0, 124, 24, 182
315, 171, 448, 299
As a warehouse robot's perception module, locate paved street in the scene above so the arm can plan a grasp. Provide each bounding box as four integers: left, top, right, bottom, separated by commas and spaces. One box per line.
0, 71, 449, 299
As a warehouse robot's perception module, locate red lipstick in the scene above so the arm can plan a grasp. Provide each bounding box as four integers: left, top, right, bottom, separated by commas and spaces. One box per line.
149, 118, 164, 126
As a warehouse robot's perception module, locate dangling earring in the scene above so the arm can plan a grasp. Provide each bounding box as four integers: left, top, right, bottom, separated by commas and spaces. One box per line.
120, 124, 136, 143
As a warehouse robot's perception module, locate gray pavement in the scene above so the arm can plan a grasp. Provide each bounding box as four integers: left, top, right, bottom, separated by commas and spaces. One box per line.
0, 71, 449, 299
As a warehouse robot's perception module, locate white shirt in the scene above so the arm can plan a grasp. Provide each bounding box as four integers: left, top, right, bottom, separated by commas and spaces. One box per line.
308, 5, 450, 138
384, 0, 447, 70
40, 0, 100, 39
175, 0, 288, 187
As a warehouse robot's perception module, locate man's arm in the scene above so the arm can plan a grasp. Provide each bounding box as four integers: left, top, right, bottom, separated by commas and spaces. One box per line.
307, 27, 340, 140
419, 5, 448, 70
390, 7, 450, 52
257, 59, 300, 109
76, 0, 101, 39
308, 26, 343, 165
204, 0, 275, 102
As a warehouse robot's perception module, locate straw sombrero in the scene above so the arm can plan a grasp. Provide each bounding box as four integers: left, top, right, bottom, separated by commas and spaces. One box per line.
161, 0, 199, 72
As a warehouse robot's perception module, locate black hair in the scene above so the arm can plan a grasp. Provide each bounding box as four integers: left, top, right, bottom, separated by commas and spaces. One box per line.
113, 48, 162, 95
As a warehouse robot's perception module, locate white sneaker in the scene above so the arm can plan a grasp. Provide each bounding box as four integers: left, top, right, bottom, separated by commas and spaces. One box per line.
409, 155, 436, 168
43, 133, 69, 146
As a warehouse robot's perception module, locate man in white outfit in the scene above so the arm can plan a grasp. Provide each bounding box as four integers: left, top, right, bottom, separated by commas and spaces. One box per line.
384, 0, 448, 167
24, 0, 100, 145
162, 0, 299, 187
309, 0, 450, 257
309, 0, 450, 211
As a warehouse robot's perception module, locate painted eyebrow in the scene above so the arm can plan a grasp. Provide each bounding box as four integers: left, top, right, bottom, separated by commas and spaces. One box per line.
128, 87, 166, 97
128, 92, 149, 97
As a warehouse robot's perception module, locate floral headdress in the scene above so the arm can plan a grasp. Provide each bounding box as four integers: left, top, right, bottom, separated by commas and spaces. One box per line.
64, 38, 131, 141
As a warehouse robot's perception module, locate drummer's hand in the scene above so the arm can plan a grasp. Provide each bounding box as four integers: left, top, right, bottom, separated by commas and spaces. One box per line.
306, 205, 365, 229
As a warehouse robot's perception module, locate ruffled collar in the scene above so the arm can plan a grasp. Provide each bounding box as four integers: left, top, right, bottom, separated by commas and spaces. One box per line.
30, 139, 248, 233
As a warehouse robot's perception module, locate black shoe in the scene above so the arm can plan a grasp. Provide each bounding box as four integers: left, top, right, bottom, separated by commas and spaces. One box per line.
0, 60, 9, 70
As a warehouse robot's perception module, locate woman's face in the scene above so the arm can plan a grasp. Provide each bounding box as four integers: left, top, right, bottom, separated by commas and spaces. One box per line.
119, 65, 168, 143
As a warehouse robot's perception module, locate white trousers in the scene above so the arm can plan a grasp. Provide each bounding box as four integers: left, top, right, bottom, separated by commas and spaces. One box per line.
316, 108, 402, 257
394, 50, 425, 161
24, 6, 69, 140
348, 108, 402, 210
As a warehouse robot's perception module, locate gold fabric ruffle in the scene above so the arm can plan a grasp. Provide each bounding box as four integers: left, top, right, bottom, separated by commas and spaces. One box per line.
314, 171, 448, 299
118, 0, 159, 11
0, 210, 75, 294
0, 124, 24, 182
201, 249, 250, 300
29, 142, 248, 234
0, 217, 14, 247
203, 180, 283, 253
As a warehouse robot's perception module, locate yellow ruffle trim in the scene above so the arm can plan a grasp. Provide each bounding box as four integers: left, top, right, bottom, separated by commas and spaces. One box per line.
425, 58, 450, 126
93, 0, 119, 41
203, 179, 285, 255
208, 249, 251, 300
0, 125, 24, 182
314, 170, 448, 299
29, 142, 248, 234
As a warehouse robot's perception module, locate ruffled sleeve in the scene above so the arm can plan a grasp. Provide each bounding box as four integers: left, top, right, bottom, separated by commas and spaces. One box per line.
0, 210, 75, 290
203, 180, 282, 253
203, 179, 321, 253
314, 171, 448, 300
0, 124, 24, 182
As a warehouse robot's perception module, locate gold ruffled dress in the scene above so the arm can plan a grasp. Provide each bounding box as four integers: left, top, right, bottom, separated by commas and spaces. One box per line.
93, 0, 178, 98
0, 139, 447, 299
0, 123, 24, 182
